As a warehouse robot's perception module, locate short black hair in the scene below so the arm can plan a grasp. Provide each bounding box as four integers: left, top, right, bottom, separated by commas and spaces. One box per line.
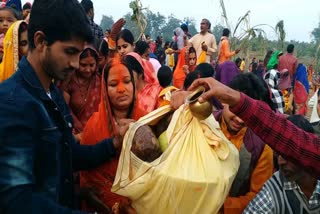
235, 57, 242, 67
222, 28, 230, 37
287, 115, 314, 133
228, 72, 276, 111
80, 0, 93, 14
134, 40, 149, 56
28, 0, 93, 50
184, 71, 199, 89
287, 44, 294, 53
180, 24, 188, 32
194, 63, 214, 78
116, 29, 134, 46
23, 2, 32, 10
157, 65, 172, 88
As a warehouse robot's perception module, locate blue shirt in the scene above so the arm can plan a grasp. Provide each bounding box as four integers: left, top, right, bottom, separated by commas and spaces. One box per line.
0, 57, 116, 213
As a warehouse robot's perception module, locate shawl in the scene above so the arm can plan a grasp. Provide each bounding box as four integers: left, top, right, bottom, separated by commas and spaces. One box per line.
0, 20, 26, 82
126, 52, 162, 113
267, 50, 282, 70
80, 62, 146, 209
173, 47, 196, 89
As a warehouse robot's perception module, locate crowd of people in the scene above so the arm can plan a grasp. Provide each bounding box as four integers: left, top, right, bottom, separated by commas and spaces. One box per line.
0, 0, 319, 213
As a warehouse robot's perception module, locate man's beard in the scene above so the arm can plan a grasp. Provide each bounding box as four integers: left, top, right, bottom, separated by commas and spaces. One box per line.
42, 48, 73, 81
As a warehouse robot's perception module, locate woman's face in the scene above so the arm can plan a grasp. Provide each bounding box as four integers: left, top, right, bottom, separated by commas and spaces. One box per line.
117, 38, 134, 58
189, 52, 196, 66
107, 64, 134, 110
19, 30, 28, 58
0, 10, 17, 34
77, 55, 97, 79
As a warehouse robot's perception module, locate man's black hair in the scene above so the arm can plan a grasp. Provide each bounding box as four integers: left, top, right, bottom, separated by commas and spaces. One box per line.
228, 72, 276, 111
80, 0, 93, 14
28, 0, 93, 50
134, 40, 149, 56
194, 63, 214, 78
287, 44, 294, 53
222, 28, 230, 37
180, 24, 188, 32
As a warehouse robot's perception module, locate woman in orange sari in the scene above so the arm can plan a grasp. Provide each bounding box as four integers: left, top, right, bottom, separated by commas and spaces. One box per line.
124, 52, 162, 113
173, 46, 197, 89
80, 59, 146, 212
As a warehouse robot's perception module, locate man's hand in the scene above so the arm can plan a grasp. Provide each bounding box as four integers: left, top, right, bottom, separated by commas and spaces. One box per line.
235, 48, 241, 54
170, 90, 191, 110
182, 65, 189, 74
110, 18, 126, 41
188, 77, 241, 108
201, 42, 208, 51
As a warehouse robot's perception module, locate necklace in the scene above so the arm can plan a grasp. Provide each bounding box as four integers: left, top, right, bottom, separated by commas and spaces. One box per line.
75, 75, 91, 103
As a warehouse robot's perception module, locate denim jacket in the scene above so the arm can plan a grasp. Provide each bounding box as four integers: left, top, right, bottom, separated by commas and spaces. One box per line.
0, 57, 116, 214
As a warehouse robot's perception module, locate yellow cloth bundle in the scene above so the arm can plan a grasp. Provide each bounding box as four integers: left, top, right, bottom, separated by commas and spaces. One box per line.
112, 105, 239, 214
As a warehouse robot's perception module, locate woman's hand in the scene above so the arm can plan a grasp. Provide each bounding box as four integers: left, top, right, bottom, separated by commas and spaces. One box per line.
113, 119, 135, 149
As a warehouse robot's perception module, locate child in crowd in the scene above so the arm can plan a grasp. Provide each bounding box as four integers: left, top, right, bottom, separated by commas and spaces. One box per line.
157, 65, 177, 107
0, 6, 22, 61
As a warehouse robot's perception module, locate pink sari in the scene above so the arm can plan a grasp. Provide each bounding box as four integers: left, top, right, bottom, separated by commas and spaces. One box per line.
127, 52, 162, 113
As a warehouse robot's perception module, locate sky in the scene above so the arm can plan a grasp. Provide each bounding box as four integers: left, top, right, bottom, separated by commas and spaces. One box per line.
22, 0, 320, 42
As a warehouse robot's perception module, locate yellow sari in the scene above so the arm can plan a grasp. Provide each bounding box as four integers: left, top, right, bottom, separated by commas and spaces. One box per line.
0, 20, 26, 83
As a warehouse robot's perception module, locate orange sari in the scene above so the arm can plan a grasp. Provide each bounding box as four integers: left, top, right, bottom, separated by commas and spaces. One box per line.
80, 66, 146, 209
173, 47, 196, 89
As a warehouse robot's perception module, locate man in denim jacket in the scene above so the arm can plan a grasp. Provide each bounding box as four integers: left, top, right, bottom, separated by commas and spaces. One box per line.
0, 0, 128, 213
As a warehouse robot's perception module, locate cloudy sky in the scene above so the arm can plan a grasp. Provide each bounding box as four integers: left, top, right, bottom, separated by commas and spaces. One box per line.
22, 0, 320, 42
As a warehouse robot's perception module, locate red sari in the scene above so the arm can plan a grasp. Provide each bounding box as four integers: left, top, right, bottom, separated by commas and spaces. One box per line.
61, 73, 101, 133
80, 68, 146, 210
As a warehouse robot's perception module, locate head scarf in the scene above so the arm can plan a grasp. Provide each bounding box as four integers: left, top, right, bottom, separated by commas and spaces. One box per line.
0, 20, 26, 82
174, 27, 185, 50
80, 59, 146, 208
126, 52, 158, 85
267, 50, 282, 70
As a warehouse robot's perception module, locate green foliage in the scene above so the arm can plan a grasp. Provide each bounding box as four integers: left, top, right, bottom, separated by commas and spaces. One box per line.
212, 24, 224, 43
144, 10, 166, 39
100, 15, 114, 32
161, 14, 181, 42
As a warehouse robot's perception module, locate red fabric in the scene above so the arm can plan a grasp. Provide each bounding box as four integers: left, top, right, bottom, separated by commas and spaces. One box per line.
80, 65, 147, 210
61, 73, 101, 133
231, 93, 320, 178
278, 53, 298, 79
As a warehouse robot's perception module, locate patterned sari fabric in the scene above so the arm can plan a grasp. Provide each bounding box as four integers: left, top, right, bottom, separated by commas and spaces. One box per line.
127, 52, 162, 113
61, 72, 101, 133
80, 63, 146, 210
0, 20, 26, 82
293, 64, 309, 115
